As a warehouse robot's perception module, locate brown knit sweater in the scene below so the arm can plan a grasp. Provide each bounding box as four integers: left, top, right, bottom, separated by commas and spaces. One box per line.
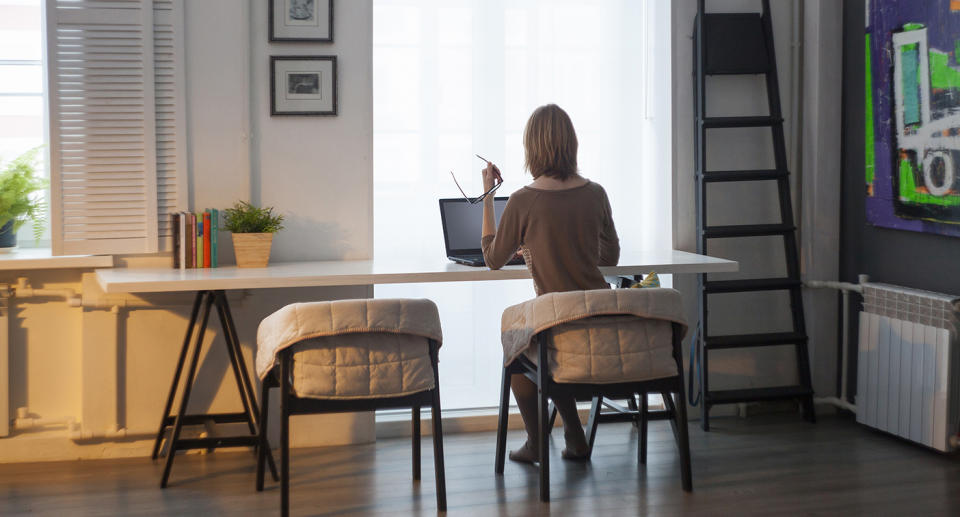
481, 180, 620, 295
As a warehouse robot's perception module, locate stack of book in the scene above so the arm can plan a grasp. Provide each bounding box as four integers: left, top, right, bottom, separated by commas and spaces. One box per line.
171, 210, 220, 269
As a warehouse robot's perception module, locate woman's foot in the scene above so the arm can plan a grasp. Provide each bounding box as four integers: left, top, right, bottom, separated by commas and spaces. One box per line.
561, 430, 589, 461
508, 440, 540, 464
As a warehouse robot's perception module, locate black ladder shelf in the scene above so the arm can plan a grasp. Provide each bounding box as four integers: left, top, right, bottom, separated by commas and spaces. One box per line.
694, 0, 815, 431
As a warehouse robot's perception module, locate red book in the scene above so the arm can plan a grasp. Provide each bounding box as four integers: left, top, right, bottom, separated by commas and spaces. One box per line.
203, 211, 212, 268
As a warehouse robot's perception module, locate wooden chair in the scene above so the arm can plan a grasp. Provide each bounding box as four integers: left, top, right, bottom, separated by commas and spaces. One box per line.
255, 299, 447, 516
494, 319, 692, 502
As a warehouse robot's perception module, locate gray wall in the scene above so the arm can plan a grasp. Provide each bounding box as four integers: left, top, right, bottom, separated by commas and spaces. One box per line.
841, 0, 960, 396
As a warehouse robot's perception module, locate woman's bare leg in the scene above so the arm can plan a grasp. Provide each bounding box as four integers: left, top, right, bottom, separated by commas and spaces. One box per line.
509, 375, 589, 463
508, 374, 540, 463
552, 394, 589, 459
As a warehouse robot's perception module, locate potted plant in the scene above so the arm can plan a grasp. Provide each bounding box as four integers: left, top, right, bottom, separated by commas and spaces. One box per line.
223, 200, 284, 268
0, 148, 47, 251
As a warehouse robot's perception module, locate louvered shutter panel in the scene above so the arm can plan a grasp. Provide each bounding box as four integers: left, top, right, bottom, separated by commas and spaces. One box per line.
46, 0, 159, 255
152, 0, 186, 249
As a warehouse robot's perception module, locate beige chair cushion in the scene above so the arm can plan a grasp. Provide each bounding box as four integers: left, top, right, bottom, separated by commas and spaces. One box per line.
291, 332, 435, 400
502, 288, 687, 384
527, 315, 679, 384
256, 298, 442, 400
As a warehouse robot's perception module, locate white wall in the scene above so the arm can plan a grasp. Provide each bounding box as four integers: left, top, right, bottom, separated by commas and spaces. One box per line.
672, 0, 840, 416
0, 0, 374, 462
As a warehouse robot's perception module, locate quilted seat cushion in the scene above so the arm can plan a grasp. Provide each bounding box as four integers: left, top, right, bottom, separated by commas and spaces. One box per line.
526, 315, 678, 384
291, 332, 434, 400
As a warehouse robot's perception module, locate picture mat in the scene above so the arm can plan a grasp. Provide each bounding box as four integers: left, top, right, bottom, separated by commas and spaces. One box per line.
272, 0, 331, 40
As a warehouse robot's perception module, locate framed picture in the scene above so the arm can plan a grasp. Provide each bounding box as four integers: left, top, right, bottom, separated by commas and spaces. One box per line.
270, 0, 333, 42
270, 56, 337, 116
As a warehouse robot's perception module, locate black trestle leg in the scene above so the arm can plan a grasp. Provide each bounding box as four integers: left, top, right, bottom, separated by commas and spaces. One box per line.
494, 366, 511, 475
217, 291, 278, 481
161, 292, 213, 488
412, 406, 421, 481
152, 291, 203, 460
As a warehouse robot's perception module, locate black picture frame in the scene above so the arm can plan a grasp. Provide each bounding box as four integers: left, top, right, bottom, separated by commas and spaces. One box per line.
270, 56, 338, 116
269, 0, 333, 42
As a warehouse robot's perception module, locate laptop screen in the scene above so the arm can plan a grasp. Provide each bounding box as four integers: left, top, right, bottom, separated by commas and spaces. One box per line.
439, 197, 508, 254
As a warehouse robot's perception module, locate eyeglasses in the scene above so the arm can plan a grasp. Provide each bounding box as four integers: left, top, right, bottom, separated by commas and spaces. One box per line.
450, 171, 502, 204
450, 154, 502, 204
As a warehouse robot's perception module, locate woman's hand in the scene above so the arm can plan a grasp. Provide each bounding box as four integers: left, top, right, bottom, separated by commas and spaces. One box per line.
481, 161, 502, 191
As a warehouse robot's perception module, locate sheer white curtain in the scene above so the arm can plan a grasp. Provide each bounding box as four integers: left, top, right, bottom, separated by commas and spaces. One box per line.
373, 0, 672, 409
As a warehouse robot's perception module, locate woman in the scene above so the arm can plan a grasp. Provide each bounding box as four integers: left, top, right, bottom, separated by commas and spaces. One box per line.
480, 104, 620, 463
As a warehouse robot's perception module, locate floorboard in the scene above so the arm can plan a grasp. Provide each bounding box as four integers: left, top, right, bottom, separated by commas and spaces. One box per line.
0, 414, 958, 516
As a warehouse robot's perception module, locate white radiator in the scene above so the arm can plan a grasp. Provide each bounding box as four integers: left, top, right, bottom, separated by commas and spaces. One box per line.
856, 283, 960, 452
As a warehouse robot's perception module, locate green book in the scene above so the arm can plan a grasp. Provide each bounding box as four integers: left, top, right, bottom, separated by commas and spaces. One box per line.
211, 208, 218, 268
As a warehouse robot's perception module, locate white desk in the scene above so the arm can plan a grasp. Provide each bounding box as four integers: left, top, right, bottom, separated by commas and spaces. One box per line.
95, 249, 736, 293
98, 250, 736, 488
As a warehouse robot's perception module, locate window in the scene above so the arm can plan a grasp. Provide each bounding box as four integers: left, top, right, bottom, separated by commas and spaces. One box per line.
0, 0, 48, 245
373, 0, 672, 410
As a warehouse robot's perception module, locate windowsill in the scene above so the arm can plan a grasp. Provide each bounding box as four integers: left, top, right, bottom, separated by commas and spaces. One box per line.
0, 248, 114, 271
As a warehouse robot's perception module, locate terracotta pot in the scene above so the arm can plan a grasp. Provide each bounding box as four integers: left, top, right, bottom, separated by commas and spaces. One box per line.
231, 233, 274, 268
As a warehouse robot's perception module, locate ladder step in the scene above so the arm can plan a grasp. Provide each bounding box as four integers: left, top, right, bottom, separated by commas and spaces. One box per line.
703, 223, 794, 238
703, 13, 770, 76
702, 169, 787, 183
705, 385, 813, 405
702, 116, 782, 128
704, 332, 808, 350
704, 277, 800, 293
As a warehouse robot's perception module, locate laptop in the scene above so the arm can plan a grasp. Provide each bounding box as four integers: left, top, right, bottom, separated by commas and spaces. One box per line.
439, 197, 524, 267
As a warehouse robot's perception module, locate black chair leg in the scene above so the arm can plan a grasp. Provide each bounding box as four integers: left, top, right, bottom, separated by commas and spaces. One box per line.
663, 389, 692, 492
495, 366, 511, 475
431, 389, 447, 512
628, 395, 639, 428
280, 359, 291, 517
585, 395, 601, 459
547, 401, 558, 434
412, 406, 421, 481
537, 380, 550, 502
256, 380, 270, 491
639, 393, 648, 465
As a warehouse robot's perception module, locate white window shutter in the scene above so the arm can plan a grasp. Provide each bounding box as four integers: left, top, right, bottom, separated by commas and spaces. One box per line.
46, 0, 160, 255
152, 0, 187, 250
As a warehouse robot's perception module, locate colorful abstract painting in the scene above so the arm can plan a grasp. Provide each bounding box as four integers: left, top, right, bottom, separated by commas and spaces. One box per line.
867, 0, 960, 236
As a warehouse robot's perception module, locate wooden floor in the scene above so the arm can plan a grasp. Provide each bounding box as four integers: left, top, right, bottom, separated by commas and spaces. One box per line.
1, 414, 958, 516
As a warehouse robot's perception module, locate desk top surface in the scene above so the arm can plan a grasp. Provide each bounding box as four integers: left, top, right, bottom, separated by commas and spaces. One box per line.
95, 249, 737, 293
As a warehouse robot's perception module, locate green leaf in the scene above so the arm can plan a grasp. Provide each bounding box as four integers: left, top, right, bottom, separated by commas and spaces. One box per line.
222, 201, 285, 233
0, 146, 48, 242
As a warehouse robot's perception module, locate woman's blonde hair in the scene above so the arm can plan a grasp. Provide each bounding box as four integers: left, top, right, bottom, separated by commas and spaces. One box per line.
523, 104, 578, 180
